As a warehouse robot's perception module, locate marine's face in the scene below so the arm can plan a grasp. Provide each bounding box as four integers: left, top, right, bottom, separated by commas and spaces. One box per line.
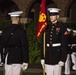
49, 15, 59, 23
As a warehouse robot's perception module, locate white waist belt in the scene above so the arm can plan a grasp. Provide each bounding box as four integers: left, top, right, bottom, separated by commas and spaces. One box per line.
72, 44, 76, 46
52, 43, 61, 47
47, 43, 61, 47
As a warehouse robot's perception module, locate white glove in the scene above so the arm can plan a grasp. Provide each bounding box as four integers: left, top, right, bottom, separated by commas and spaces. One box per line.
0, 62, 3, 66
41, 59, 45, 69
22, 63, 28, 71
58, 61, 64, 66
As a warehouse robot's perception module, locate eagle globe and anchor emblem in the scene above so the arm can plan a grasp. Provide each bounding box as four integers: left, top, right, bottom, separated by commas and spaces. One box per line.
37, 12, 47, 37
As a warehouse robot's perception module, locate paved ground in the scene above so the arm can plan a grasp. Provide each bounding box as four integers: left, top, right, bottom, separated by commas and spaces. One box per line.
25, 68, 76, 74
25, 68, 42, 73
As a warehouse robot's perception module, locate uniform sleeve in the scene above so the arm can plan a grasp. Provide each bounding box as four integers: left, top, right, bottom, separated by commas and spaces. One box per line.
21, 30, 29, 63
61, 25, 68, 62
0, 32, 6, 63
0, 37, 3, 62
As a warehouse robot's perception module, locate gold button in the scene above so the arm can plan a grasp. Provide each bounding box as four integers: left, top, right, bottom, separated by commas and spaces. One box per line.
51, 29, 53, 30
52, 26, 54, 28
50, 35, 52, 37
50, 38, 52, 40
51, 32, 53, 34
50, 41, 52, 44
58, 49, 59, 51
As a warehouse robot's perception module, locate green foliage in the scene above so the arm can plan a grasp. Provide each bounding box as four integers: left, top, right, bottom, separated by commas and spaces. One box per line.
22, 72, 42, 75
25, 22, 41, 64
0, 20, 11, 30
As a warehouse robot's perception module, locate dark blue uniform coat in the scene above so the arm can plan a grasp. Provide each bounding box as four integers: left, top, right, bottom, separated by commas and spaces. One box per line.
67, 34, 73, 54
0, 24, 29, 64
41, 22, 68, 65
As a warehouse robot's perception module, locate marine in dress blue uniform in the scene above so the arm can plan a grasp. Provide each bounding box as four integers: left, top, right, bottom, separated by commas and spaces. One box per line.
64, 28, 72, 75
0, 30, 3, 66
0, 11, 29, 75
71, 29, 76, 70
64, 28, 76, 75
41, 8, 68, 75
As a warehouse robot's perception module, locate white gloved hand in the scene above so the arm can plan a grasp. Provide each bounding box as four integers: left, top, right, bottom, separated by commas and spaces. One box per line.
0, 62, 3, 66
41, 59, 45, 69
58, 61, 64, 66
22, 63, 28, 71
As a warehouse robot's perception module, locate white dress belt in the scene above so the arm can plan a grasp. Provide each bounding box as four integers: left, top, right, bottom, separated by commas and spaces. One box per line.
72, 44, 76, 46
52, 43, 61, 47
68, 44, 76, 46
47, 43, 61, 47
